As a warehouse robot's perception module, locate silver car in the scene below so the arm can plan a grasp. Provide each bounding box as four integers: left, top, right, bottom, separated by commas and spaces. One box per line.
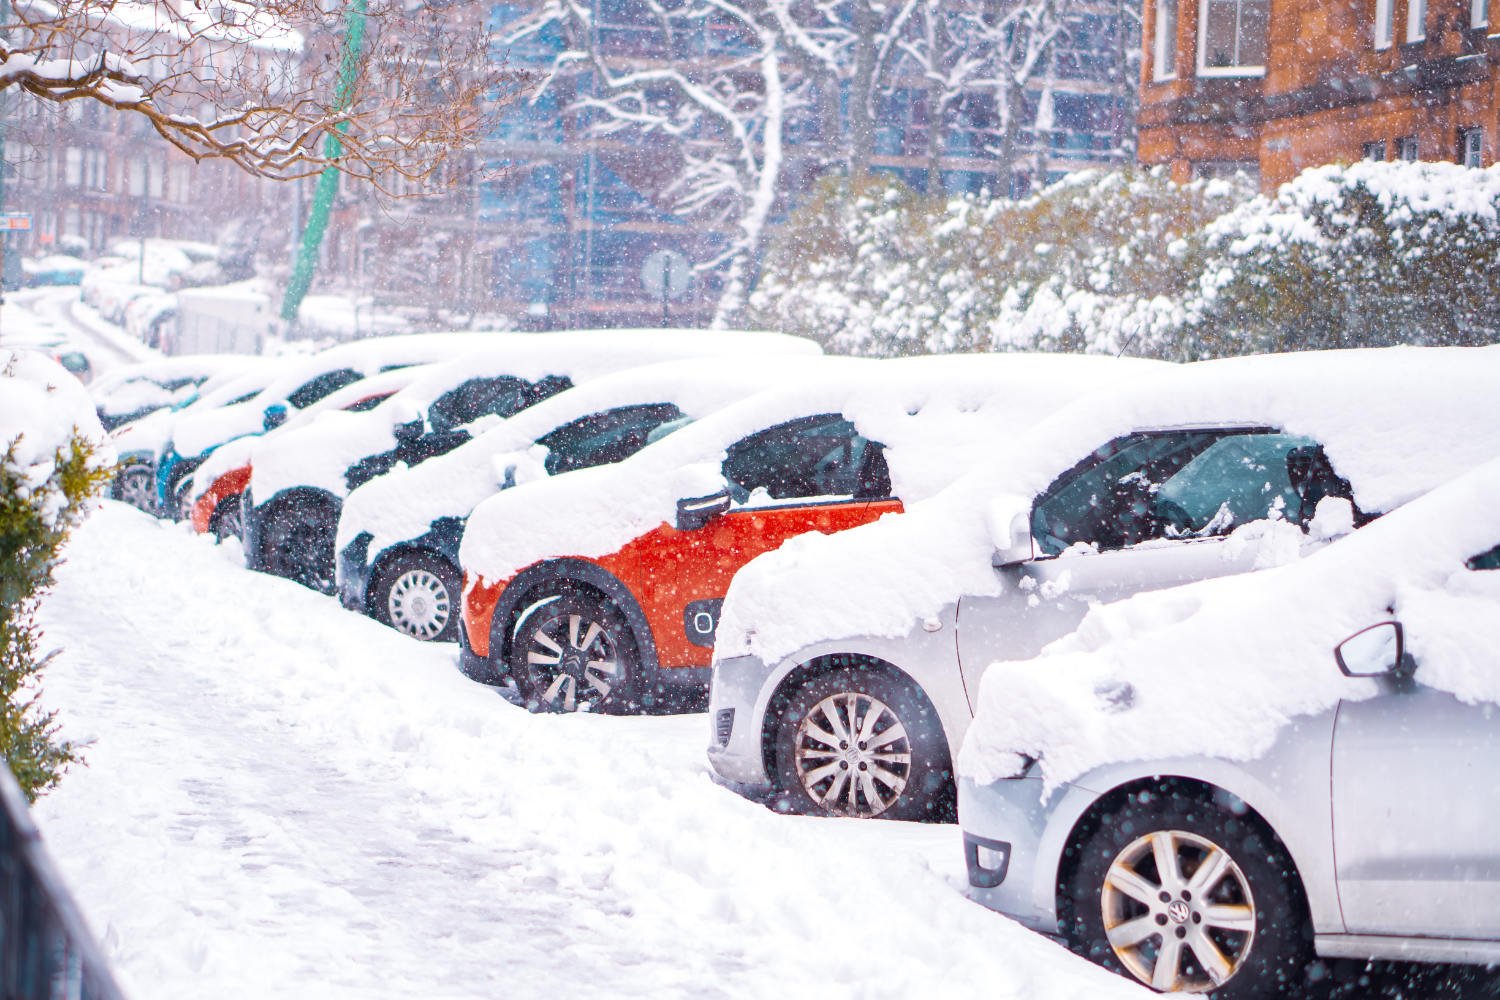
957, 458, 1500, 996
707, 347, 1500, 822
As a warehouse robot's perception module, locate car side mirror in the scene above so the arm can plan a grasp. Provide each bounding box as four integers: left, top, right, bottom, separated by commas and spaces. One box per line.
677, 489, 731, 532
393, 418, 423, 445
262, 404, 288, 431
1335, 621, 1405, 678
988, 495, 1035, 569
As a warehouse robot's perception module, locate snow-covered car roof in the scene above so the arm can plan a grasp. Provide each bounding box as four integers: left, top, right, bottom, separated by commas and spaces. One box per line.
92, 355, 253, 423
190, 366, 437, 501
958, 455, 1500, 793
247, 330, 821, 503
335, 355, 842, 558
714, 344, 1500, 669
2, 350, 108, 469
108, 361, 285, 459
459, 352, 1166, 586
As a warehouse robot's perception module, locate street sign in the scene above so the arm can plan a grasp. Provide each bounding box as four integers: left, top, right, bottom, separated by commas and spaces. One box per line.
640, 249, 691, 301
1, 213, 31, 231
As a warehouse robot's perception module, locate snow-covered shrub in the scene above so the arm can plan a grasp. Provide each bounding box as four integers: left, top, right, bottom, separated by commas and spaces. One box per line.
1174, 161, 1500, 357
0, 352, 112, 800
749, 168, 1248, 357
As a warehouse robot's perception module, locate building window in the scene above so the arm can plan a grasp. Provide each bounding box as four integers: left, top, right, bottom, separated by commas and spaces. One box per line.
1375, 0, 1394, 48
1363, 140, 1388, 160
1198, 0, 1268, 74
1461, 127, 1484, 167
1398, 136, 1419, 160
1407, 0, 1426, 41
1154, 0, 1178, 80
1473, 0, 1488, 28
63, 147, 82, 187
1192, 159, 1260, 181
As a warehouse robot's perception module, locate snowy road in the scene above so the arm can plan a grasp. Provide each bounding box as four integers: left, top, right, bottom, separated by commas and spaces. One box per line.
33, 503, 1145, 1000
17, 286, 155, 370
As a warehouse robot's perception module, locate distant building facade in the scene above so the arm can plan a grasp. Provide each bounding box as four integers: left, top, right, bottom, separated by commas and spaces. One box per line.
479, 0, 1139, 330
1138, 0, 1500, 186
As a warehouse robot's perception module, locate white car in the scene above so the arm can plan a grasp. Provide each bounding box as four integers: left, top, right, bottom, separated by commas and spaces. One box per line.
958, 456, 1500, 997
708, 345, 1500, 821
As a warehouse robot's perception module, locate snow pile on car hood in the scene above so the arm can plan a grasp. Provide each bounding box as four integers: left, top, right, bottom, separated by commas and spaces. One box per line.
460, 353, 1165, 585
958, 458, 1500, 792
249, 332, 822, 504
336, 356, 835, 558
715, 345, 1500, 669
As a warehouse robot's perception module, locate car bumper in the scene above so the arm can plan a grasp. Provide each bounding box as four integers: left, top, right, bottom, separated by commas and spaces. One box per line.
958, 772, 1070, 936
705, 653, 779, 790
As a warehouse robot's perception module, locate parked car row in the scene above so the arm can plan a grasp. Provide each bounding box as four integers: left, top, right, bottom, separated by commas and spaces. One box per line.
95, 337, 1500, 997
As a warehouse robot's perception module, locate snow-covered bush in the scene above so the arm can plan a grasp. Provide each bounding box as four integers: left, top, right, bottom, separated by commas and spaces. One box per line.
748, 168, 1248, 357
752, 161, 1500, 360
0, 352, 112, 800
1177, 161, 1500, 356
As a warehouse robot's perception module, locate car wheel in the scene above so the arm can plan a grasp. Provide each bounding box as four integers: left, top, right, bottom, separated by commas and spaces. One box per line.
773, 666, 953, 822
373, 550, 460, 642
115, 465, 155, 513
509, 589, 640, 714
261, 498, 337, 594
1061, 786, 1310, 997
210, 494, 243, 543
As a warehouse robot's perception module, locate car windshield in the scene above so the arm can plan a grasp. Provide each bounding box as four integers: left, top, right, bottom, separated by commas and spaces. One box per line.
538, 402, 684, 476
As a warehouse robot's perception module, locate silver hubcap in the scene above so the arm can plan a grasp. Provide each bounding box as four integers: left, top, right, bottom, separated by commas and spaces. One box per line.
119, 468, 152, 510
387, 569, 452, 640
1102, 829, 1257, 993
792, 692, 911, 817
524, 611, 619, 712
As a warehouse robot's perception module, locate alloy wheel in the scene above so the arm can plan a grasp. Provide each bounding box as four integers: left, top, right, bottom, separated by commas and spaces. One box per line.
523, 608, 621, 712
118, 467, 154, 512
791, 692, 912, 817
1101, 829, 1257, 993
386, 568, 452, 641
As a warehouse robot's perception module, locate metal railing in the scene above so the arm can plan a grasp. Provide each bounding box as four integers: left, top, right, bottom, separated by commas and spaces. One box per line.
0, 768, 128, 1000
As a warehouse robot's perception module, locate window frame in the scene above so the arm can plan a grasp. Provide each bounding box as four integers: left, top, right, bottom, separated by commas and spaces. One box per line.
1362, 139, 1389, 161
1153, 0, 1178, 81
1406, 0, 1427, 42
1462, 127, 1484, 168
1196, 0, 1269, 77
1397, 136, 1419, 161
1375, 0, 1394, 49
1472, 0, 1488, 29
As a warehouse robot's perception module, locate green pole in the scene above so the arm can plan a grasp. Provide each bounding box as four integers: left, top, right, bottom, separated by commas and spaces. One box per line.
280, 0, 367, 326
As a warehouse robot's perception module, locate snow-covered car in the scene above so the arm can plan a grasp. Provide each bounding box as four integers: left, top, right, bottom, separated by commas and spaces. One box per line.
90, 354, 247, 431
186, 367, 431, 541
152, 332, 502, 516
22, 254, 87, 287
335, 356, 820, 642
459, 353, 1161, 715
242, 330, 821, 594
956, 456, 1500, 998
707, 345, 1500, 823
108, 361, 283, 512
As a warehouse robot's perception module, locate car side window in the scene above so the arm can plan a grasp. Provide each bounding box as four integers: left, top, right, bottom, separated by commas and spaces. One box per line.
1031, 429, 1353, 556
428, 377, 530, 432
722, 414, 888, 504
1467, 543, 1500, 571
538, 403, 685, 476
287, 368, 362, 409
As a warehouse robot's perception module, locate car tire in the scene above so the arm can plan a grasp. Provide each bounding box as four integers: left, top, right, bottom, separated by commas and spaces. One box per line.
1060, 785, 1311, 997
372, 550, 461, 643
209, 494, 243, 543
114, 464, 155, 513
260, 497, 337, 594
508, 588, 641, 714
773, 666, 954, 822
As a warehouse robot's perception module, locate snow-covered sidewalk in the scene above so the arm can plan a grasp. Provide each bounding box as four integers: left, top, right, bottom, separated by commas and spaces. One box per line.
33, 502, 1144, 1000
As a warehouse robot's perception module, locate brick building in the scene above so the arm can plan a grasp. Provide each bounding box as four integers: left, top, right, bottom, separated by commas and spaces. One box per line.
1138, 0, 1500, 186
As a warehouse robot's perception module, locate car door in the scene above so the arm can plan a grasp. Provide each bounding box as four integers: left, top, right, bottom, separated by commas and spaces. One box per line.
642, 413, 899, 669
1331, 544, 1500, 938
956, 429, 1353, 705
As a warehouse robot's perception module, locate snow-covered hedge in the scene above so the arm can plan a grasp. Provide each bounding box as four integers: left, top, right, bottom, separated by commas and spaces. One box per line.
749, 162, 1500, 359
1, 352, 112, 800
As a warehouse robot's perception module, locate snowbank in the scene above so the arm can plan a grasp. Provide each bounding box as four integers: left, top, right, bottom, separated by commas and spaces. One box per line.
2, 350, 109, 472
716, 345, 1500, 668
461, 353, 1163, 586
33, 503, 1147, 1000
958, 458, 1500, 793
